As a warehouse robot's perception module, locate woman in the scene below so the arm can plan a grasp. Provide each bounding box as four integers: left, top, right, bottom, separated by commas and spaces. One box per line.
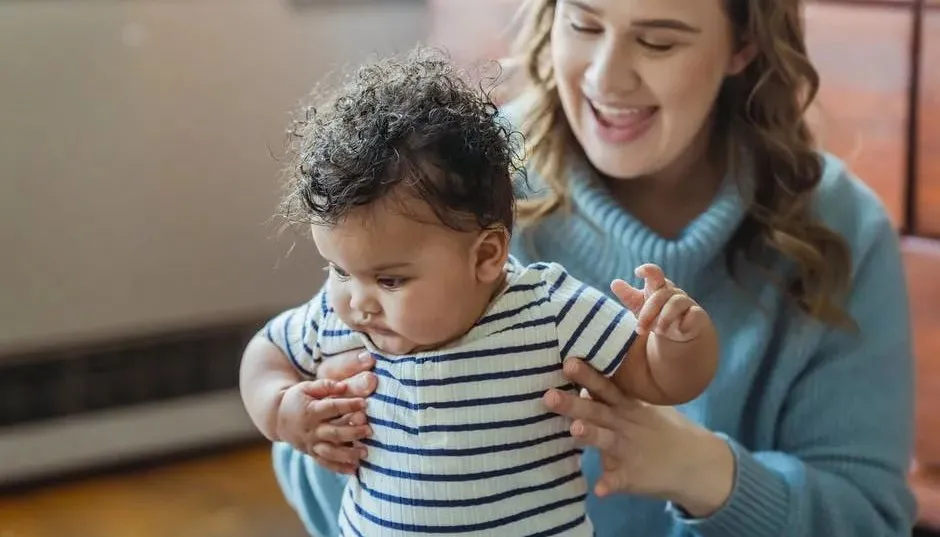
271, 0, 917, 535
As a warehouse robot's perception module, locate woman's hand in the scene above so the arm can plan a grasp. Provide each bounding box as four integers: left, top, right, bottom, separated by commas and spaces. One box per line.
317, 348, 378, 395
543, 358, 736, 518
308, 348, 379, 472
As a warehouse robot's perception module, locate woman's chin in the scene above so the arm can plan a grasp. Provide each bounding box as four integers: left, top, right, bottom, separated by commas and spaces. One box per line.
587, 152, 656, 181
577, 137, 653, 181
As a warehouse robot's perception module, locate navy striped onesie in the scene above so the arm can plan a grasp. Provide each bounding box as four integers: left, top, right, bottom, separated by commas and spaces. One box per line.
263, 257, 638, 536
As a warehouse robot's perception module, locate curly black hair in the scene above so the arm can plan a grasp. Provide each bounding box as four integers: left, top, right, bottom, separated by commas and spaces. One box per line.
280, 47, 525, 235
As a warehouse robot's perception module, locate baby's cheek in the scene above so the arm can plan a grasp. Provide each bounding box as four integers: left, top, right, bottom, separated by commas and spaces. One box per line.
327, 282, 350, 316
394, 297, 443, 341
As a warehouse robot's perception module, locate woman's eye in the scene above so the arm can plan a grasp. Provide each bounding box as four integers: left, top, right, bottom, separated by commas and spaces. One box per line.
638, 38, 675, 52
568, 19, 601, 34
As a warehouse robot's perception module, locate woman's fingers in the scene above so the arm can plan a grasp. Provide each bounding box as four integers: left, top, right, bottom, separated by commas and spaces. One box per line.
544, 387, 622, 430
341, 370, 379, 398
317, 348, 374, 382
594, 472, 626, 498
562, 358, 636, 409
570, 419, 622, 455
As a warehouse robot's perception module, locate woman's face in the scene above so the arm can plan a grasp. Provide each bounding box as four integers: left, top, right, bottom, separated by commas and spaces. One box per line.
551, 0, 751, 181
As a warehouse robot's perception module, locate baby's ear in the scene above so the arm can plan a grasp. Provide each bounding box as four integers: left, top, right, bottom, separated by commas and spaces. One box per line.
473, 227, 510, 283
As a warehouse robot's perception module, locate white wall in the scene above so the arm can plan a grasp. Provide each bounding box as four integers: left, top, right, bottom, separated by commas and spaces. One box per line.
0, 0, 427, 355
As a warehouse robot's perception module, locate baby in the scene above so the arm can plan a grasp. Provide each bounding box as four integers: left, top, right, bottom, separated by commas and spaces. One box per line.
240, 49, 719, 537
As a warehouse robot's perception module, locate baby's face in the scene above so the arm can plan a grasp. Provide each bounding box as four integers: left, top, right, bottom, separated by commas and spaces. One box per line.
311, 197, 495, 355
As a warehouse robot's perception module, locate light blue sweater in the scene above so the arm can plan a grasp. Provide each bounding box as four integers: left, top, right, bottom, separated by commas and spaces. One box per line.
271, 145, 917, 536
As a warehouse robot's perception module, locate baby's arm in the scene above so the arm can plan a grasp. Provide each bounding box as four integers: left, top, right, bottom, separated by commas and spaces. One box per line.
611, 264, 719, 405
240, 336, 304, 440
547, 262, 717, 406
238, 295, 371, 473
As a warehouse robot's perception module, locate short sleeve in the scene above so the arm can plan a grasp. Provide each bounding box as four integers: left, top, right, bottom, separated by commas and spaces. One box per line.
259, 289, 331, 378
541, 263, 638, 376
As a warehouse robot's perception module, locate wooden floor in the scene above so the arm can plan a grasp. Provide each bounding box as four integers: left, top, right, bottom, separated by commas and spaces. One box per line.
2, 440, 940, 535
0, 444, 308, 537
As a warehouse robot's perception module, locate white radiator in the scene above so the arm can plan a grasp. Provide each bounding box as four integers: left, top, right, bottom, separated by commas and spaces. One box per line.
0, 0, 427, 484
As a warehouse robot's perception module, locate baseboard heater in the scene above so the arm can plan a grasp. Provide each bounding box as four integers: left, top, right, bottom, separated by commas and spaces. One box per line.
0, 318, 269, 487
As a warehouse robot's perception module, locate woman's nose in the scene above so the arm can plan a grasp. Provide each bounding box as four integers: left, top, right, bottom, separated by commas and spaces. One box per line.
585, 36, 641, 97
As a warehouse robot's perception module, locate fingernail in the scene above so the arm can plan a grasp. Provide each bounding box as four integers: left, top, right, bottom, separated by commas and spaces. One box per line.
359, 448, 368, 459
349, 376, 365, 393
572, 421, 584, 436
358, 352, 372, 363
545, 390, 560, 408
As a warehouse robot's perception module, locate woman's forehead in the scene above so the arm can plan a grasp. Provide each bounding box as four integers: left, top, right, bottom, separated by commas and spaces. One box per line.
558, 0, 727, 27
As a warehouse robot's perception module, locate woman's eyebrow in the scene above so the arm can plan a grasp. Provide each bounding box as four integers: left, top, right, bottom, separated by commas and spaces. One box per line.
562, 1, 702, 34
632, 19, 701, 33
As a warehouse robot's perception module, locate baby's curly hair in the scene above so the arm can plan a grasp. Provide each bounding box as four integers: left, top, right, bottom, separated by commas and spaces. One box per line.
280, 47, 525, 235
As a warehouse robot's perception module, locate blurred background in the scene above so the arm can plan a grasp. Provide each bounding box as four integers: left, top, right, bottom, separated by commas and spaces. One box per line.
0, 0, 938, 535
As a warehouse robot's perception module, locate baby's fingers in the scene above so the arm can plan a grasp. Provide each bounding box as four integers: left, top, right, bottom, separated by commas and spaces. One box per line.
636, 288, 676, 335
634, 264, 666, 292
680, 305, 709, 334
655, 293, 695, 333
611, 279, 646, 315
308, 397, 366, 422
297, 379, 347, 400
331, 411, 368, 427
312, 453, 359, 475
314, 422, 373, 444
311, 441, 367, 466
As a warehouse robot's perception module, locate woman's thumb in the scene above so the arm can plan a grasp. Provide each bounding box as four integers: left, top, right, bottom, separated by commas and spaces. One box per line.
318, 348, 374, 381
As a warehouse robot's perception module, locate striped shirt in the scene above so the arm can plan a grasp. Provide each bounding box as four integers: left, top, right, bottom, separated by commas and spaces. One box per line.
263, 258, 638, 536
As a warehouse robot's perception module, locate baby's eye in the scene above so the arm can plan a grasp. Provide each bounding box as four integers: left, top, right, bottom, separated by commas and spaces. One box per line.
377, 277, 407, 290
329, 265, 350, 280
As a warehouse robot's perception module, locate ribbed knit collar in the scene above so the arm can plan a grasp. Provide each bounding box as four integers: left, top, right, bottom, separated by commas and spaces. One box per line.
547, 154, 749, 295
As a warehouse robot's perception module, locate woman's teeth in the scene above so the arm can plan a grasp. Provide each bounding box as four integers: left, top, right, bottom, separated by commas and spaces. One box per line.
590, 101, 655, 127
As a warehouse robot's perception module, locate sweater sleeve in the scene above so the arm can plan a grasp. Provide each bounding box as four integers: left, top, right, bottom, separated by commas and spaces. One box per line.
670, 214, 917, 536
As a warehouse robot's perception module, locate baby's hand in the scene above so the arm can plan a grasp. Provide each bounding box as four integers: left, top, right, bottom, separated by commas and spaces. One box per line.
611, 264, 708, 343
277, 379, 372, 475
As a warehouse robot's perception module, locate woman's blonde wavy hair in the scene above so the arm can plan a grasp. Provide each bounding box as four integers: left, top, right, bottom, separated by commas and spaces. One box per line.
505, 0, 855, 329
